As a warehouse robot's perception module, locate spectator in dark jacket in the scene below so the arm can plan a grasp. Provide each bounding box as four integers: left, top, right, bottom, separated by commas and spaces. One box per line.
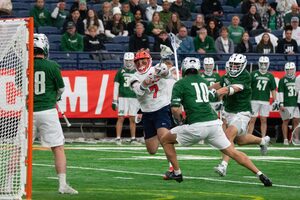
206, 18, 219, 40
129, 22, 150, 52
63, 8, 85, 35
241, 4, 265, 36
241, 0, 256, 14
276, 25, 298, 54
235, 31, 254, 53
201, 0, 224, 18
83, 25, 105, 51
153, 31, 172, 52
127, 9, 147, 36
256, 32, 274, 54
170, 0, 191, 21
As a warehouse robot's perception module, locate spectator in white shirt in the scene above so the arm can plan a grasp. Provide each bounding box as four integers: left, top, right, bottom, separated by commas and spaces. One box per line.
146, 0, 163, 22
276, 0, 297, 14
83, 9, 104, 35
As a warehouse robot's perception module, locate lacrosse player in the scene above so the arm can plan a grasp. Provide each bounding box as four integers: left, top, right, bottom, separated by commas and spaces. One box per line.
33, 33, 78, 194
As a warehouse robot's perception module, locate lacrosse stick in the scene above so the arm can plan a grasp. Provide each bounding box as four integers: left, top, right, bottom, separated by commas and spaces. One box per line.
156, 44, 174, 77
168, 32, 181, 81
250, 62, 253, 73
291, 124, 300, 145
57, 103, 71, 127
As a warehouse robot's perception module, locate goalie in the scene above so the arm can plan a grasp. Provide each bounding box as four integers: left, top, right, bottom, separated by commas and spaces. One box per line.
33, 33, 78, 194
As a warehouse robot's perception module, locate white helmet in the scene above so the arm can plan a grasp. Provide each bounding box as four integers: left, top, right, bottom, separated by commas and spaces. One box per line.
258, 56, 270, 74
227, 53, 247, 77
34, 33, 49, 58
203, 57, 215, 75
181, 57, 200, 77
123, 52, 135, 70
284, 62, 296, 78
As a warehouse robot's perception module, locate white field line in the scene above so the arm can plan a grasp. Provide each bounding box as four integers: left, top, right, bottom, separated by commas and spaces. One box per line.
60, 146, 300, 151
33, 163, 300, 189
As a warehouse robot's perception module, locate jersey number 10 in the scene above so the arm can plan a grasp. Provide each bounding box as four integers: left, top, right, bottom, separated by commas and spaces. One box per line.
191, 82, 209, 103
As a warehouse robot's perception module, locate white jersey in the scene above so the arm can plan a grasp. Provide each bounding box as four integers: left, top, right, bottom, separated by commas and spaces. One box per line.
130, 67, 171, 112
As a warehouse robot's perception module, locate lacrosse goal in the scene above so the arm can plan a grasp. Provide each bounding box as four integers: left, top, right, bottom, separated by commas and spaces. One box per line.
0, 18, 34, 200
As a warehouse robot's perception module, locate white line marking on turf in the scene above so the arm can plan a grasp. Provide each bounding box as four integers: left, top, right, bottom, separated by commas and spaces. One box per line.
113, 177, 134, 180
34, 163, 300, 189
243, 176, 258, 179
46, 177, 58, 180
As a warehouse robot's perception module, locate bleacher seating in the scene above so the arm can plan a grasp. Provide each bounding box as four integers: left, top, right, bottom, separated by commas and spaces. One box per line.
38, 26, 61, 34
104, 44, 125, 52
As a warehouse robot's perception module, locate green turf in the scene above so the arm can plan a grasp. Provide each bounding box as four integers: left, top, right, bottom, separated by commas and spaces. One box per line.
31, 143, 300, 200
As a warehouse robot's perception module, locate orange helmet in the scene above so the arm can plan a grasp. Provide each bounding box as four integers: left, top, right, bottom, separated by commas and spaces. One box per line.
134, 51, 152, 74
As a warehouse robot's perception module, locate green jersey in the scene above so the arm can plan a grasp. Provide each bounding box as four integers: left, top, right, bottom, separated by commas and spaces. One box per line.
114, 68, 136, 98
250, 70, 276, 102
220, 70, 252, 113
200, 72, 221, 103
171, 74, 218, 124
34, 58, 65, 112
278, 76, 297, 107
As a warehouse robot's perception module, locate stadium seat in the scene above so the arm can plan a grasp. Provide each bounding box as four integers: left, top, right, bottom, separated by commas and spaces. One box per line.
222, 21, 231, 27
226, 13, 243, 21
57, 59, 78, 70
112, 36, 130, 44
271, 29, 284, 38
222, 5, 235, 13
191, 12, 198, 21
49, 43, 60, 51
48, 34, 62, 44
13, 3, 29, 10
148, 36, 155, 44
14, 10, 30, 18
78, 53, 91, 60
101, 60, 123, 70
79, 60, 101, 70
182, 21, 193, 30
249, 37, 257, 45
104, 43, 124, 52
38, 26, 61, 34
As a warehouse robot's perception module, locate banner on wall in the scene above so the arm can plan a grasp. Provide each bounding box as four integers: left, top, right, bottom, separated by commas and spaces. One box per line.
59, 70, 288, 118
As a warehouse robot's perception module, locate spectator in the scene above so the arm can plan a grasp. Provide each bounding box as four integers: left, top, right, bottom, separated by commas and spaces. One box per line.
183, 0, 196, 13
255, 0, 269, 19
129, 22, 150, 52
122, 2, 134, 27
276, 25, 298, 54
284, 4, 300, 26
255, 32, 278, 48
147, 12, 165, 37
51, 0, 69, 29
160, 0, 172, 25
190, 14, 206, 37
98, 2, 113, 28
256, 32, 275, 53
63, 8, 85, 35
241, 0, 256, 14
235, 31, 254, 53
83, 25, 105, 52
206, 18, 219, 40
176, 26, 195, 54
146, 0, 163, 22
261, 2, 284, 31
105, 7, 128, 38
215, 26, 235, 54
83, 9, 104, 35
201, 0, 224, 18
153, 31, 172, 52
283, 17, 300, 46
0, 0, 12, 16
71, 0, 88, 20
276, 0, 297, 15
29, 0, 52, 28
241, 4, 265, 36
129, 0, 144, 18
170, 0, 191, 21
61, 21, 84, 51
166, 12, 184, 35
111, 0, 121, 9
194, 27, 216, 54
127, 9, 148, 36
228, 15, 245, 45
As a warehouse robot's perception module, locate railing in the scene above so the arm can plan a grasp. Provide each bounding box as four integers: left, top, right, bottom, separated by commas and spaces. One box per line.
49, 51, 300, 71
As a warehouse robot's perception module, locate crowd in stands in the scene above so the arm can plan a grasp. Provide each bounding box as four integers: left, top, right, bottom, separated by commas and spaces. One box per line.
2, 0, 300, 68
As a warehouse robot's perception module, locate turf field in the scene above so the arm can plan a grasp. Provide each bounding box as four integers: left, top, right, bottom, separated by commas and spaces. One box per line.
32, 143, 300, 200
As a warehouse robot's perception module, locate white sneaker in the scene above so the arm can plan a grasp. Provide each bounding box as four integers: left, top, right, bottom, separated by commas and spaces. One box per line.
130, 139, 141, 145
115, 138, 122, 145
59, 184, 78, 194
198, 140, 204, 145
283, 139, 289, 145
260, 136, 270, 156
214, 164, 227, 177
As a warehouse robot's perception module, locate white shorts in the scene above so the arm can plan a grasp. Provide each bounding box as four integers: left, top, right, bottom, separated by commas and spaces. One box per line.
285, 106, 300, 119
33, 108, 65, 147
118, 97, 140, 116
223, 111, 251, 136
170, 119, 231, 150
251, 101, 270, 117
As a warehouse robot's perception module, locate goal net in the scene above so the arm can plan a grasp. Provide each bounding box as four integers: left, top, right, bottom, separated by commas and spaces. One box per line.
0, 18, 33, 200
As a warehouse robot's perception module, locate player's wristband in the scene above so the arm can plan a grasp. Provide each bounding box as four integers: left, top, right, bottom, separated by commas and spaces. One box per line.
227, 86, 235, 95
279, 102, 284, 107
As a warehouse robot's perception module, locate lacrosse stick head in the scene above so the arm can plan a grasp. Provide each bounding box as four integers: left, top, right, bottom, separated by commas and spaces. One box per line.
160, 44, 173, 59
168, 32, 181, 50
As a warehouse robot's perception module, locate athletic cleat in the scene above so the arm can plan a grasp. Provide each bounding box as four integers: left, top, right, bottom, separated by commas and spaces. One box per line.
214, 164, 227, 177
260, 136, 270, 156
130, 138, 141, 145
259, 174, 272, 187
163, 171, 183, 183
59, 184, 78, 194
115, 138, 122, 145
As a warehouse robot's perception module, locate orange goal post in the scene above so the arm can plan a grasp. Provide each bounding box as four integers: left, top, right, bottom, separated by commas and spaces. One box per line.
0, 18, 34, 200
